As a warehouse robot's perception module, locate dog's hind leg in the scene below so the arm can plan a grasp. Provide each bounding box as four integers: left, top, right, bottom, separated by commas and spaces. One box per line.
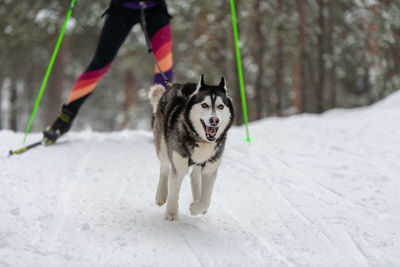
190, 160, 221, 216
165, 152, 188, 221
156, 161, 169, 206
190, 166, 201, 202
156, 138, 169, 206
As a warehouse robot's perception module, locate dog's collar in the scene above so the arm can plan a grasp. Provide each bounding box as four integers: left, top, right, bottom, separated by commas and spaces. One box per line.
188, 158, 206, 168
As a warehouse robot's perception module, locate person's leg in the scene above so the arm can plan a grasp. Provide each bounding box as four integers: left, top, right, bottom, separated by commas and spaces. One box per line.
145, 6, 173, 88
44, 7, 140, 142
65, 7, 140, 114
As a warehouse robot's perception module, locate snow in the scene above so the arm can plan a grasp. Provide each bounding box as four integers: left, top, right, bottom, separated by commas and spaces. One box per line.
1, 91, 400, 266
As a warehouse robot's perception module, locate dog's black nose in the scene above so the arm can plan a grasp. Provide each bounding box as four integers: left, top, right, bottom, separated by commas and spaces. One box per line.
210, 117, 219, 126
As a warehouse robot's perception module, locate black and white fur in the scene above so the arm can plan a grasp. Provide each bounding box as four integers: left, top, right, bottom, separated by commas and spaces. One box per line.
149, 75, 234, 221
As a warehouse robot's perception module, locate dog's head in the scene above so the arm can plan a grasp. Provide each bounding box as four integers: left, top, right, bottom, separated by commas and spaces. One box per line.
185, 75, 234, 142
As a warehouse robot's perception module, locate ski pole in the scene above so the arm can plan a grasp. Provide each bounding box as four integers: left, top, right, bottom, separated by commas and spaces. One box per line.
230, 0, 251, 143
9, 140, 44, 156
23, 0, 77, 143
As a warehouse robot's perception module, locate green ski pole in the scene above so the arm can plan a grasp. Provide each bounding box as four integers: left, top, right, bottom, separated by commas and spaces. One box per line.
23, 0, 77, 143
230, 0, 251, 143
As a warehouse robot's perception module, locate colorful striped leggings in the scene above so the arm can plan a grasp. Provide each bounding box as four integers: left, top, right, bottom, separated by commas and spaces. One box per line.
65, 4, 173, 114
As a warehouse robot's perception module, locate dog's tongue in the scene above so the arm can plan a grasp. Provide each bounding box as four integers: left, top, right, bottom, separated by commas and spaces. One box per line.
206, 126, 217, 137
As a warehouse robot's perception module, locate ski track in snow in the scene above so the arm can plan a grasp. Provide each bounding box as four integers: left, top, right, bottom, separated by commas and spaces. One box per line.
1, 91, 400, 266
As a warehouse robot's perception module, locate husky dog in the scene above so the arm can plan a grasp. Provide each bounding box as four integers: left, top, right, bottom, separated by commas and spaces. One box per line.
149, 75, 234, 221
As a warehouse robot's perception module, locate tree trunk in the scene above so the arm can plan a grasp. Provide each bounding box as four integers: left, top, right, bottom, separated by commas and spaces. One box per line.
121, 68, 137, 129
10, 82, 17, 131
254, 0, 266, 119
24, 67, 36, 130
305, 52, 318, 112
231, 46, 243, 125
0, 79, 2, 129
327, 0, 336, 108
296, 0, 306, 113
317, 0, 325, 113
275, 0, 284, 116
293, 61, 302, 113
366, 4, 379, 104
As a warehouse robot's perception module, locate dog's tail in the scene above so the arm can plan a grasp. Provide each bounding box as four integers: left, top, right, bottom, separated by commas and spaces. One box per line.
148, 84, 166, 113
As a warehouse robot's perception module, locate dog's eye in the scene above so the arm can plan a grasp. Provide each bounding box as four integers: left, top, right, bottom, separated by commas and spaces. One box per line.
201, 103, 209, 109
218, 105, 224, 110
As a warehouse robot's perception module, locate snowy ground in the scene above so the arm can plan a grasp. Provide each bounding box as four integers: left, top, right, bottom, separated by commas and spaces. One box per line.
1, 91, 400, 267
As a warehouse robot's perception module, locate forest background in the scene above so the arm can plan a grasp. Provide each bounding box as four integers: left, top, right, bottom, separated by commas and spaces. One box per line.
0, 0, 399, 132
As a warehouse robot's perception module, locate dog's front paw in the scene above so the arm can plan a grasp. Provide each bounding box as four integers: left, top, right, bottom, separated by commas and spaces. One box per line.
165, 212, 179, 221
155, 187, 167, 206
190, 201, 208, 216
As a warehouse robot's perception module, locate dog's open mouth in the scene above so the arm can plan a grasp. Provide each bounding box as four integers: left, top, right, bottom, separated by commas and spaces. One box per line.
201, 119, 219, 141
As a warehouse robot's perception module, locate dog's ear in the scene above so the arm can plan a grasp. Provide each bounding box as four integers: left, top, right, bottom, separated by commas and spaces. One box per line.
198, 74, 205, 89
219, 77, 226, 90
187, 74, 204, 98
219, 77, 228, 93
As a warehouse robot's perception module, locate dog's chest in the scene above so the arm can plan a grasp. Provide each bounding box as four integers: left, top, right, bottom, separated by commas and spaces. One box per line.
191, 142, 216, 164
